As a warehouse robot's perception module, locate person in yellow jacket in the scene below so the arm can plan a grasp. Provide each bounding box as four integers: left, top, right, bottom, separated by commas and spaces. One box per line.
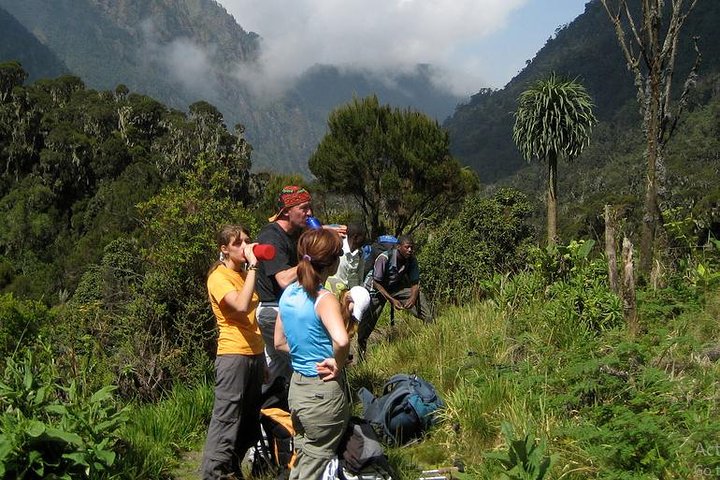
201, 224, 267, 480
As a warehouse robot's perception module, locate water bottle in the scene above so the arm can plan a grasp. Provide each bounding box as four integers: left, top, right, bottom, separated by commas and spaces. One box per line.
306, 216, 322, 230
252, 244, 276, 261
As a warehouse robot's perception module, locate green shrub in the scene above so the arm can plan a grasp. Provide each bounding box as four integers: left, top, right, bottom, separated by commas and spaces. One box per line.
486, 422, 554, 480
0, 344, 128, 479
56, 163, 259, 400
0, 294, 53, 360
419, 188, 534, 305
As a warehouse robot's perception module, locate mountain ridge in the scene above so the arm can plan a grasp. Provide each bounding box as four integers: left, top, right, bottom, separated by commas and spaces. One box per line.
444, 0, 720, 183
0, 6, 68, 81
0, 0, 460, 175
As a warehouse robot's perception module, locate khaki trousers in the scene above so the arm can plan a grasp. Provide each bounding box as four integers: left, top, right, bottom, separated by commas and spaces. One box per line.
288, 371, 349, 480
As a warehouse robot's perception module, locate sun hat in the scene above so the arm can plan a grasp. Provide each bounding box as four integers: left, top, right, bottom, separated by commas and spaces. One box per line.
349, 286, 371, 322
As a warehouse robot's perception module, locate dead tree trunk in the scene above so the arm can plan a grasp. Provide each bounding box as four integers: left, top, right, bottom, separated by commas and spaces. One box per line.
605, 205, 619, 293
622, 236, 639, 336
600, 0, 701, 276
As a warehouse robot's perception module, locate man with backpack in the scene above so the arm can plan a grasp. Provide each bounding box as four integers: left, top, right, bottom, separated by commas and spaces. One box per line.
361, 234, 398, 278
358, 235, 433, 357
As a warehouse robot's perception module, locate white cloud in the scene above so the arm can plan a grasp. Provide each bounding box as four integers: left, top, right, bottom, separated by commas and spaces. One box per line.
139, 20, 218, 98
219, 0, 528, 96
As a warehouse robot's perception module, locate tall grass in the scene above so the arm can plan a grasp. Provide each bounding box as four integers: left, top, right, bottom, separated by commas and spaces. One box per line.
346, 271, 720, 479
103, 270, 720, 479
117, 381, 213, 479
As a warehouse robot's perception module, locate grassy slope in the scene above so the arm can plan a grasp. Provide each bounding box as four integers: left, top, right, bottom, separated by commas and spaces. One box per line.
348, 287, 720, 478
132, 279, 720, 479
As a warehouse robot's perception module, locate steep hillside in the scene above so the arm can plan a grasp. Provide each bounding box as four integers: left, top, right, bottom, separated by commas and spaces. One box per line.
0, 6, 68, 81
445, 0, 720, 183
0, 0, 258, 122
0, 0, 459, 175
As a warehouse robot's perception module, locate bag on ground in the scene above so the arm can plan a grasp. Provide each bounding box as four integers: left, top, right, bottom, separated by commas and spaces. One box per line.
337, 417, 395, 479
251, 376, 295, 479
251, 407, 295, 479
358, 374, 444, 446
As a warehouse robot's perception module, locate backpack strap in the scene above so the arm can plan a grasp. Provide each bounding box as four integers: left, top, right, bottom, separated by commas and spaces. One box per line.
358, 387, 377, 416
382, 373, 414, 395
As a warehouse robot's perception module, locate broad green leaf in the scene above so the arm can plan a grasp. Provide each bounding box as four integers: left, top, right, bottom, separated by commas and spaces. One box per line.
45, 404, 69, 415
44, 427, 82, 445
94, 448, 116, 465
26, 420, 46, 437
90, 385, 116, 404
0, 435, 12, 460
62, 451, 90, 467
23, 367, 33, 391
34, 386, 47, 406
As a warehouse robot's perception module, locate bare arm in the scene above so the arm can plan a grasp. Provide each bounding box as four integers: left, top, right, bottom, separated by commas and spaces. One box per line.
274, 312, 290, 353
315, 293, 350, 381
323, 224, 347, 236
274, 265, 298, 290
373, 280, 404, 310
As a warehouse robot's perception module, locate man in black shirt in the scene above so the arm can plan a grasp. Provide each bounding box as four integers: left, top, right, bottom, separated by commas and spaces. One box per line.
256, 186, 314, 386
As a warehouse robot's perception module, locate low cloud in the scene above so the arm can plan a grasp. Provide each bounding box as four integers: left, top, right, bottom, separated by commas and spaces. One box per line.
219, 0, 527, 96
139, 20, 219, 100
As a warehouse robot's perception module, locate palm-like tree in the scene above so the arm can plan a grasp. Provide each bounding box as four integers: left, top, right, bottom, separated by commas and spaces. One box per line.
513, 73, 596, 245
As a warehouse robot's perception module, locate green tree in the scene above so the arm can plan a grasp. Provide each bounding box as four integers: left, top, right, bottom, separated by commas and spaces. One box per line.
0, 61, 26, 103
600, 0, 701, 276
513, 73, 596, 245
419, 188, 534, 304
309, 95, 477, 238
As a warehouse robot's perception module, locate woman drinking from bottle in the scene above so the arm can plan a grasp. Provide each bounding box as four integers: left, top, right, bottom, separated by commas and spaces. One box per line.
201, 225, 266, 480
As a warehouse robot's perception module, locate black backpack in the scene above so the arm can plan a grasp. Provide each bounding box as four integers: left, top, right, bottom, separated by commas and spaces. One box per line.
358, 374, 444, 446
362, 235, 398, 278
337, 417, 396, 479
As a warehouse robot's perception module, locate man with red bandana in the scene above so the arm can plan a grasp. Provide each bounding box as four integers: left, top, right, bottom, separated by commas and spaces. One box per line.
255, 186, 314, 387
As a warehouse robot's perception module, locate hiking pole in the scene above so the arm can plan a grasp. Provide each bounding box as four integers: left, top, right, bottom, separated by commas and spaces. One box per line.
419, 466, 460, 479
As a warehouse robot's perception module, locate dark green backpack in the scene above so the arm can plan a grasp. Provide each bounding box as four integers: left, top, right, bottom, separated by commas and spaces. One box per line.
358, 374, 444, 446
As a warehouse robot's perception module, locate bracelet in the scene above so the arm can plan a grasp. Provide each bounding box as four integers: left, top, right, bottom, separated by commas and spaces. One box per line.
247, 264, 258, 271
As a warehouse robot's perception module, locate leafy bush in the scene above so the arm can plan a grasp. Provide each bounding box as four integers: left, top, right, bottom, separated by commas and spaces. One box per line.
486, 422, 554, 480
419, 188, 534, 305
664, 207, 720, 290
0, 344, 128, 479
0, 293, 53, 360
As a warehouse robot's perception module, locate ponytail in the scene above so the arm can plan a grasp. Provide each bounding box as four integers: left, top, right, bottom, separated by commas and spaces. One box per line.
296, 229, 342, 298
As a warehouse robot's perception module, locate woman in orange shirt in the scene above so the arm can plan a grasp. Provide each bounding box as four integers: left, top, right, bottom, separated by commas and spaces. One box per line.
201, 225, 266, 480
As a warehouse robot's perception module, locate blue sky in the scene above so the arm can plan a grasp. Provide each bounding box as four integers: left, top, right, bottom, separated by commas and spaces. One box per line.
476, 0, 589, 88
218, 0, 590, 96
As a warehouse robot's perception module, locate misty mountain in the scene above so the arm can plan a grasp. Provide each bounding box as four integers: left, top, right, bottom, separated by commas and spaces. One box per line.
0, 0, 461, 175
0, 6, 68, 81
444, 0, 720, 183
